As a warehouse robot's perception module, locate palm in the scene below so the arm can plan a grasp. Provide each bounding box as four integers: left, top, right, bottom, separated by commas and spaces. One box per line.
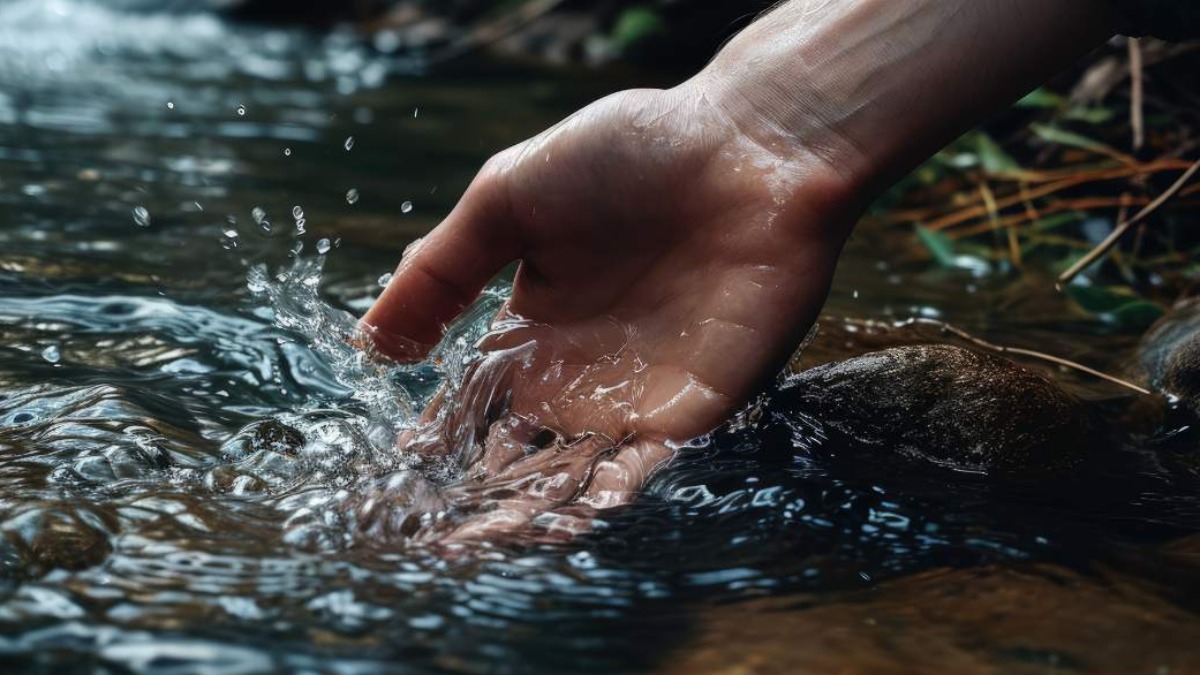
363, 87, 852, 540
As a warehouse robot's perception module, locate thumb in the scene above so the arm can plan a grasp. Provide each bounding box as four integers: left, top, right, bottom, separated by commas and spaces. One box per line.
360, 165, 520, 361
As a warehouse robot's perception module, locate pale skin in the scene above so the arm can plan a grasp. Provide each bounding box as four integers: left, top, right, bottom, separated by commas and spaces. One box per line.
361, 0, 1119, 541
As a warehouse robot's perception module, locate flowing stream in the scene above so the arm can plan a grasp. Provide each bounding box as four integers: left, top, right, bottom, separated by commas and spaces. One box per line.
1, 1, 1198, 673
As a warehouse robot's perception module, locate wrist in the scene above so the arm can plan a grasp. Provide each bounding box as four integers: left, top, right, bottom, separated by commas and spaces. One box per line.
687, 0, 1117, 204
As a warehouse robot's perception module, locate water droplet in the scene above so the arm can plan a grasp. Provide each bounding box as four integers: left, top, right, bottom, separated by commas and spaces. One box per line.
295, 218, 306, 234
343, 136, 355, 151
401, 201, 413, 214
220, 227, 240, 250
292, 205, 304, 220
377, 272, 393, 287
236, 105, 246, 116
284, 147, 292, 157
247, 266, 269, 294
316, 238, 332, 255
41, 345, 61, 364
131, 205, 151, 228
166, 101, 175, 110
413, 108, 419, 118
259, 219, 273, 235
289, 241, 303, 258
346, 189, 359, 205
225, 214, 238, 226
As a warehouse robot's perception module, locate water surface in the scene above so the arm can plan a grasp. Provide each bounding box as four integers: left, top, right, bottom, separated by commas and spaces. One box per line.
1, 2, 1198, 673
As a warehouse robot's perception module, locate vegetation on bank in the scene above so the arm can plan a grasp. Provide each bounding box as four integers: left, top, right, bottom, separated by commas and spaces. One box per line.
874, 37, 1199, 331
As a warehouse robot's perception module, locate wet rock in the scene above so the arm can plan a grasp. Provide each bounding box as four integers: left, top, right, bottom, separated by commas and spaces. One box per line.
1138, 297, 1200, 416
780, 344, 1094, 474
220, 419, 305, 462
0, 501, 117, 579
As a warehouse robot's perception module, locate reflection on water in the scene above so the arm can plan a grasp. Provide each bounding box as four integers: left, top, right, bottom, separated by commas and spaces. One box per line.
0, 1, 1198, 673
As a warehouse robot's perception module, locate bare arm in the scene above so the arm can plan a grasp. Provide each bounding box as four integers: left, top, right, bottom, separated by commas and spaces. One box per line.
363, 0, 1119, 540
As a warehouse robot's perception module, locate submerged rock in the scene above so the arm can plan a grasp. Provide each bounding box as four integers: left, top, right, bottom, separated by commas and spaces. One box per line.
780, 344, 1094, 474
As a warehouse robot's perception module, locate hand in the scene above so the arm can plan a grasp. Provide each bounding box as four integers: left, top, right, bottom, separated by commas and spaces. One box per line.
361, 82, 858, 542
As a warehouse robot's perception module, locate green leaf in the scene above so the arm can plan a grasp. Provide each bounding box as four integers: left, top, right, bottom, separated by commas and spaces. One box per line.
1030, 123, 1111, 154
1111, 301, 1166, 330
1065, 284, 1165, 330
1063, 106, 1115, 124
915, 225, 956, 267
1066, 284, 1138, 313
1031, 212, 1084, 232
972, 132, 1021, 174
1016, 88, 1065, 109
611, 6, 665, 50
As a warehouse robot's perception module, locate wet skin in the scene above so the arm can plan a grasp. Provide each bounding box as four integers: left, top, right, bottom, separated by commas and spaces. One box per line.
362, 0, 1117, 541
363, 86, 855, 540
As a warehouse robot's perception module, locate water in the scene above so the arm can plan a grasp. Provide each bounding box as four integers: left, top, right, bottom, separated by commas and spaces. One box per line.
1, 1, 1198, 673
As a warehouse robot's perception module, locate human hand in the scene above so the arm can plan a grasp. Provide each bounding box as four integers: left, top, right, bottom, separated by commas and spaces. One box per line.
361, 82, 859, 541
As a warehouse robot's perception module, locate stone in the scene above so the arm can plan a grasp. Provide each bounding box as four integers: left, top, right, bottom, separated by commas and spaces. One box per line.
1139, 297, 1200, 416
779, 344, 1094, 474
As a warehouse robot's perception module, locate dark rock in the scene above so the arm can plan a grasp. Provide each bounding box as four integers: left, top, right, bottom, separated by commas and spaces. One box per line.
1139, 297, 1200, 416
0, 502, 117, 579
780, 344, 1094, 474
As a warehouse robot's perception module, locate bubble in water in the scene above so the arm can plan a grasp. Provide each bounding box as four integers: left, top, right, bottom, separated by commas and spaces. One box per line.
377, 272, 393, 287
251, 207, 266, 225
316, 238, 332, 255
41, 345, 61, 364
346, 189, 359, 205
344, 136, 355, 151
166, 101, 175, 110
236, 105, 246, 116
401, 201, 413, 214
131, 205, 151, 228
284, 147, 292, 157
292, 205, 304, 220
220, 227, 240, 250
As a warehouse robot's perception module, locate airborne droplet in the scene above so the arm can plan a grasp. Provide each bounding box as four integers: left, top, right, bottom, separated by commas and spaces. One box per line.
377, 272, 393, 287
316, 238, 332, 255
131, 205, 151, 228
344, 136, 355, 151
236, 105, 246, 116
401, 201, 413, 214
41, 345, 61, 364
346, 189, 359, 205
220, 227, 240, 250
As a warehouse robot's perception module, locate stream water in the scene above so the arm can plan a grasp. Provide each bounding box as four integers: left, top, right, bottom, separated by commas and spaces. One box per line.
1, 1, 1198, 673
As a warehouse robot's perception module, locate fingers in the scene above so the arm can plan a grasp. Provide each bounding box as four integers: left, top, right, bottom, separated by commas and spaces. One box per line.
360, 164, 521, 361
579, 438, 675, 508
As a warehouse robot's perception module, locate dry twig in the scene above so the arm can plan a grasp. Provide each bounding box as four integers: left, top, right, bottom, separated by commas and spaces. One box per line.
1058, 157, 1200, 285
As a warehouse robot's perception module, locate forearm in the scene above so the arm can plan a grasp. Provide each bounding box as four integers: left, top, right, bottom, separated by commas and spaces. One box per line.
691, 0, 1119, 205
